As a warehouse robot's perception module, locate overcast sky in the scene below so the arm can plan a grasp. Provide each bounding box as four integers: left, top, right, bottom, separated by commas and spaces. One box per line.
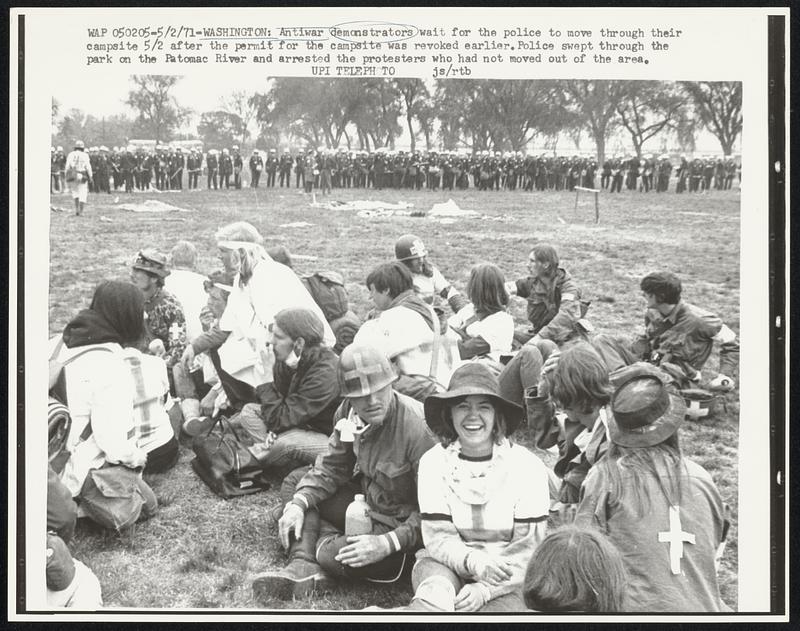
51, 72, 271, 122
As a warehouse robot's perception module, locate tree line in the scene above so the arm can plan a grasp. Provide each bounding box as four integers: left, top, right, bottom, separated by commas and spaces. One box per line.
52, 77, 742, 164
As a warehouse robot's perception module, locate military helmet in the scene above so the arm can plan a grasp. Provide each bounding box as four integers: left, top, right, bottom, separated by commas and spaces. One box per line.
337, 344, 397, 397
395, 234, 427, 261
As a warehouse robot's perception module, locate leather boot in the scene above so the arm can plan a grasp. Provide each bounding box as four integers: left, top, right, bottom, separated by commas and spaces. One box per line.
252, 510, 331, 603
524, 386, 557, 449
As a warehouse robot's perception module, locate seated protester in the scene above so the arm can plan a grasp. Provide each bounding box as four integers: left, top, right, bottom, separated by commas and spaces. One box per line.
525, 342, 613, 505
52, 281, 155, 516
497, 243, 586, 407
266, 245, 362, 355
130, 249, 187, 382
121, 347, 180, 473
354, 261, 455, 402
301, 270, 363, 356
505, 243, 588, 349
203, 222, 336, 395
447, 263, 514, 373
522, 525, 627, 612
164, 240, 207, 343
574, 367, 731, 612
224, 308, 341, 472
252, 345, 436, 602
593, 271, 739, 390
46, 466, 102, 609
46, 532, 102, 609
48, 464, 78, 544
408, 364, 550, 613
395, 234, 467, 313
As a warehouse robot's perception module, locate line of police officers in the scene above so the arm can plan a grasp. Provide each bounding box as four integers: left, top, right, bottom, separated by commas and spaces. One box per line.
50, 145, 740, 195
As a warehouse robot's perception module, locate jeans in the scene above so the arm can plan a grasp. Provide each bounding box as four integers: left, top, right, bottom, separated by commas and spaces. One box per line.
498, 339, 558, 407
234, 403, 330, 470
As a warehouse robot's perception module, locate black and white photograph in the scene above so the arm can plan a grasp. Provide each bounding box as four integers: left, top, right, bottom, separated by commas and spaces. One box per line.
11, 6, 786, 621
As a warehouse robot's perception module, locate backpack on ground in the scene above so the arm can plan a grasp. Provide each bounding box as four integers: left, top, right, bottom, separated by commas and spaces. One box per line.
302, 271, 349, 322
190, 416, 271, 499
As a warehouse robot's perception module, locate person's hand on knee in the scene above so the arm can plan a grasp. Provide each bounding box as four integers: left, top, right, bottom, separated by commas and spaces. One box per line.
454, 583, 490, 612
334, 534, 391, 568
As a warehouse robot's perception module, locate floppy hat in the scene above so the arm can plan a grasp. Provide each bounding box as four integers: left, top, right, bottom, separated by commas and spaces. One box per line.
424, 363, 523, 437
132, 249, 170, 278
607, 364, 685, 448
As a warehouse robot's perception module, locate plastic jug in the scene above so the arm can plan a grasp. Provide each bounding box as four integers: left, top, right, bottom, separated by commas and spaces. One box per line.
345, 494, 372, 536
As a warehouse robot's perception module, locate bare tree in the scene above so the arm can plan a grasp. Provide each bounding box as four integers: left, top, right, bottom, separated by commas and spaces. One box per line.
680, 81, 742, 156
616, 81, 685, 158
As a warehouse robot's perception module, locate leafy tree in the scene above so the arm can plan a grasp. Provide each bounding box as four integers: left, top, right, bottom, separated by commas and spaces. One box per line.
616, 81, 685, 158
558, 79, 631, 164
197, 110, 245, 149
222, 90, 258, 147
680, 81, 742, 155
394, 79, 430, 152
126, 75, 190, 143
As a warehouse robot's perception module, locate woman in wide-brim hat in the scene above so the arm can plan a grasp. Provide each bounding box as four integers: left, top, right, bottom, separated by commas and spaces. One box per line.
405, 363, 551, 613
573, 369, 731, 613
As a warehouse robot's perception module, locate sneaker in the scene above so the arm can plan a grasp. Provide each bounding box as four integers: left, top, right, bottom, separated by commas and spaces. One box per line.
182, 415, 216, 437
252, 559, 333, 602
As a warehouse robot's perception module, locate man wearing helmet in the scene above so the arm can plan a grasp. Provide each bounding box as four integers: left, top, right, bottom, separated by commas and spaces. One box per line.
253, 344, 436, 602
395, 234, 467, 314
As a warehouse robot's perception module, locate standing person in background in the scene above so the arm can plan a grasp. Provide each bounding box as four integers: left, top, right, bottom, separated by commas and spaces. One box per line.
219, 148, 233, 189
265, 148, 279, 187
65, 140, 92, 216
279, 149, 293, 187
186, 148, 201, 190
249, 149, 263, 188
295, 151, 306, 189
232, 145, 243, 189
51, 147, 61, 193
206, 149, 218, 190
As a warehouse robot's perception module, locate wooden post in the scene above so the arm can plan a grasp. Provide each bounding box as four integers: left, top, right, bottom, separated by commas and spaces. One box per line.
573, 186, 600, 223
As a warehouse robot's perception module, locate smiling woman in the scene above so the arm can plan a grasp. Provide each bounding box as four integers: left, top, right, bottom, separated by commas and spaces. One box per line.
400, 363, 552, 612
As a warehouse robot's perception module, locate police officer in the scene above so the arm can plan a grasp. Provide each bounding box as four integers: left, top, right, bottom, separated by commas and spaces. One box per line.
249, 149, 263, 188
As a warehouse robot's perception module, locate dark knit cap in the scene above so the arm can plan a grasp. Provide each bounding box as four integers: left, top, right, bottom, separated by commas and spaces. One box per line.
273, 308, 324, 346
46, 533, 76, 591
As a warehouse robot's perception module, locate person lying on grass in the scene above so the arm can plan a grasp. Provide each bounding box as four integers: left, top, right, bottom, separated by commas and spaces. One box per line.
251, 344, 436, 603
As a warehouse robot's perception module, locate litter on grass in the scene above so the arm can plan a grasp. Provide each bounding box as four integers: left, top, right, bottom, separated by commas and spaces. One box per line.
279, 221, 315, 228
117, 199, 193, 213
311, 199, 414, 213
428, 199, 479, 218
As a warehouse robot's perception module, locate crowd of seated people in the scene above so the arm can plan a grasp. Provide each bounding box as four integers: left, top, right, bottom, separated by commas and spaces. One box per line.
45, 224, 738, 612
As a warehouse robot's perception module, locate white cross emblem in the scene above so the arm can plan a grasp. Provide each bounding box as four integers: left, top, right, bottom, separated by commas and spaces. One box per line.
343, 352, 384, 395
658, 505, 696, 575
409, 240, 425, 257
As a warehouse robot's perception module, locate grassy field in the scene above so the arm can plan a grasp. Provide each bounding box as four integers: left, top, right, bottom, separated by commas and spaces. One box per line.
48, 182, 741, 611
